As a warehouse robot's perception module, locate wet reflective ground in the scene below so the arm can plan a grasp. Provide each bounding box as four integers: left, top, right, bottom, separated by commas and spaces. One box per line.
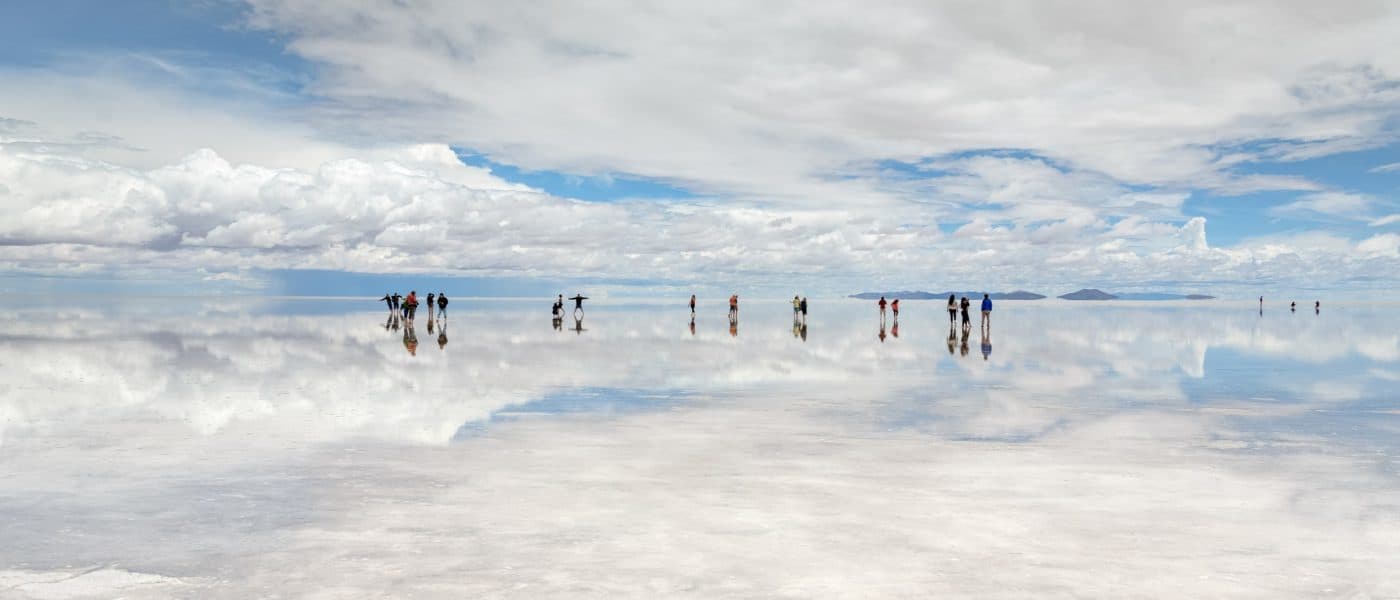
2, 297, 1397, 598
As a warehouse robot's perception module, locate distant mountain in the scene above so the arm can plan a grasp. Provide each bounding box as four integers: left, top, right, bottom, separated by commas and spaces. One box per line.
1058, 289, 1118, 301
848, 291, 942, 300
849, 290, 1046, 300
997, 290, 1047, 300
1114, 292, 1218, 300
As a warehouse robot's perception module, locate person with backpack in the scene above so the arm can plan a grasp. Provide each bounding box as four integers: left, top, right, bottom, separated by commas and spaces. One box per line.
403, 291, 419, 320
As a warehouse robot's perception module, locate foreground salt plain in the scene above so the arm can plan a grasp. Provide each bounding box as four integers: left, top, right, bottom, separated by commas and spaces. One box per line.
1, 297, 1397, 598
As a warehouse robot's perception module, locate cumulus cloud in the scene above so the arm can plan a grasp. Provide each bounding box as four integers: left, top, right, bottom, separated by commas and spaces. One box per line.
3, 141, 1399, 291
2, 2, 1399, 291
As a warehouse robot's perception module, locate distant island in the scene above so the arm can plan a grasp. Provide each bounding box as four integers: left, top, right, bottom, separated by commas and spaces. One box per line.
1059, 289, 1216, 301
1058, 289, 1118, 300
849, 290, 1046, 300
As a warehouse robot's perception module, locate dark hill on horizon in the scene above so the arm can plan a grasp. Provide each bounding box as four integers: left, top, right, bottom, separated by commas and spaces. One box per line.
849, 290, 1046, 300
1058, 289, 1117, 300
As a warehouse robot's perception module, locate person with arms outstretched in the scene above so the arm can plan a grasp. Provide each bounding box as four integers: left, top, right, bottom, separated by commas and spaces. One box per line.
570, 293, 589, 318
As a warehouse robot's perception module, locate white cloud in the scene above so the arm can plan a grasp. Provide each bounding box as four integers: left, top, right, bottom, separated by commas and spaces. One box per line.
240, 0, 1400, 195
2, 2, 1400, 290
3, 142, 1398, 292
1271, 191, 1374, 220
1369, 161, 1400, 173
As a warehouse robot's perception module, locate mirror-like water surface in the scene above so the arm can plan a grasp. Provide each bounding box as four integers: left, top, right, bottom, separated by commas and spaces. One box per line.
2, 297, 1397, 598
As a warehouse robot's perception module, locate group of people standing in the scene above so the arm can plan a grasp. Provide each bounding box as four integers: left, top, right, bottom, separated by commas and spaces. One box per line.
874, 293, 993, 332
946, 293, 993, 331
381, 290, 449, 321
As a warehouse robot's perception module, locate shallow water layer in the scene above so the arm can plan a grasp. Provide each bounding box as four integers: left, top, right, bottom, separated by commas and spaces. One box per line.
1, 297, 1397, 598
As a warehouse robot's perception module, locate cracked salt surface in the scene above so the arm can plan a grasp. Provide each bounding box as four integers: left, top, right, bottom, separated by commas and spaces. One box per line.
1, 297, 1397, 598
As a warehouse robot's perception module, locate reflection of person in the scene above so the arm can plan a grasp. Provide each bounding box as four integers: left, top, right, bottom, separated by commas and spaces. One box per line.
981, 331, 991, 360
729, 319, 737, 337
385, 314, 395, 331
947, 324, 957, 355
980, 293, 992, 329
437, 320, 447, 349
689, 315, 696, 336
573, 317, 586, 334
426, 317, 435, 334
1315, 300, 1320, 314
891, 322, 899, 338
799, 323, 807, 341
878, 323, 886, 343
959, 328, 969, 357
1291, 301, 1296, 312
553, 316, 563, 331
403, 322, 418, 356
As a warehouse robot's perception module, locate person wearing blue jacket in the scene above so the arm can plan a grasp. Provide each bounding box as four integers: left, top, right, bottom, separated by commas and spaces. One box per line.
980, 293, 993, 329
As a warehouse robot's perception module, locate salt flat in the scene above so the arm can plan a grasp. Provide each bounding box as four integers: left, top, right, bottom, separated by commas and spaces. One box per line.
1, 297, 1397, 598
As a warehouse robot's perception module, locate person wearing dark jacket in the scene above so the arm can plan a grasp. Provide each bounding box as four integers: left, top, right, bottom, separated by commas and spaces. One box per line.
437, 293, 449, 318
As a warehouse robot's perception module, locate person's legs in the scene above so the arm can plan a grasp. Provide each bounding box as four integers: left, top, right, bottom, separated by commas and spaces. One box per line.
981, 310, 990, 328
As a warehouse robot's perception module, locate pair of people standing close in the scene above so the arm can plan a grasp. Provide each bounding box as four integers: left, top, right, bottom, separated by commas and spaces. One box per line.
877, 296, 899, 319
790, 295, 809, 323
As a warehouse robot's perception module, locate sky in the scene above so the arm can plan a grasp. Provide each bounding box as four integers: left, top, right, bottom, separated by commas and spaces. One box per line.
1, 0, 1398, 297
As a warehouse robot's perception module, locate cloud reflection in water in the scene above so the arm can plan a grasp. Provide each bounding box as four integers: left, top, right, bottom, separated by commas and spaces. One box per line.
0, 298, 1396, 598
